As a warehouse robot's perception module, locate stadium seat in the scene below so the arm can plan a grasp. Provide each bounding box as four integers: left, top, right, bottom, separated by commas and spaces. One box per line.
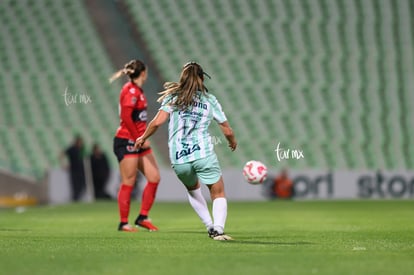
0, 0, 123, 178
122, 0, 414, 170
1, 0, 413, 177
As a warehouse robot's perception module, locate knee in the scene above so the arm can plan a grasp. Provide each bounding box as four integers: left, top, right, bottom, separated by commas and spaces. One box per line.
210, 191, 225, 201
147, 171, 161, 183
210, 186, 225, 200
122, 174, 137, 185
149, 175, 161, 183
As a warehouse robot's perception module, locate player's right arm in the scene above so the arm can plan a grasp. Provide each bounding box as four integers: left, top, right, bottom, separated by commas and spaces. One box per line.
134, 110, 169, 150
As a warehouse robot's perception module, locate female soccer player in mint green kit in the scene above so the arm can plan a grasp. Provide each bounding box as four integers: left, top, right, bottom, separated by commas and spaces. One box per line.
134, 62, 237, 240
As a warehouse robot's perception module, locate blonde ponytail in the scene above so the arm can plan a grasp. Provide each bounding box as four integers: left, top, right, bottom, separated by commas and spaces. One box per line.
157, 62, 208, 110
109, 69, 124, 83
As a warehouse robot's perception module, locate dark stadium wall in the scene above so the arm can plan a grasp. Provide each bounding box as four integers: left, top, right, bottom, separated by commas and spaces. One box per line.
0, 169, 48, 206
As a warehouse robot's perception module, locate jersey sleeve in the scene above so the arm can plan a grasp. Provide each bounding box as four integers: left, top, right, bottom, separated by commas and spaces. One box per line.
211, 96, 227, 123
159, 96, 173, 113
121, 87, 139, 108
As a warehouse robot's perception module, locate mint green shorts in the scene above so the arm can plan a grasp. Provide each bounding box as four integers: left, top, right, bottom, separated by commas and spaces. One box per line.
172, 154, 222, 186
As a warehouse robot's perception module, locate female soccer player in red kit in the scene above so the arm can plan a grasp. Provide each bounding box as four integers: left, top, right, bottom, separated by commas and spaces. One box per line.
110, 59, 160, 232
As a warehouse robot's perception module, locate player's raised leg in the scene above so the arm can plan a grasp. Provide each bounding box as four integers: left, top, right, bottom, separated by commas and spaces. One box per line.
186, 183, 214, 232
173, 162, 214, 232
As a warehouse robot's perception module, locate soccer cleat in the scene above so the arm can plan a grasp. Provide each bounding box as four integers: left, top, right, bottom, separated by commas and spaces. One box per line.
135, 218, 159, 231
213, 234, 233, 241
118, 223, 138, 232
208, 227, 215, 238
208, 229, 233, 241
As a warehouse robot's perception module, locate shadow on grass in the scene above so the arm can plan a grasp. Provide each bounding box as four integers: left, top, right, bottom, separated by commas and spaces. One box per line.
168, 230, 315, 246
228, 240, 315, 246
0, 228, 31, 232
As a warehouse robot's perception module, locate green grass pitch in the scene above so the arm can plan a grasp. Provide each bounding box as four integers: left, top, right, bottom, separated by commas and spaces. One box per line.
1, 200, 413, 275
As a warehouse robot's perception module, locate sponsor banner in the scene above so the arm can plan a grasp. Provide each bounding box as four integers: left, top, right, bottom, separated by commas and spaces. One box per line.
48, 169, 414, 203
286, 170, 414, 199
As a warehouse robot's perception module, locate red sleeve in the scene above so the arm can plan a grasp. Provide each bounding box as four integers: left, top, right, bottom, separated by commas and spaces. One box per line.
121, 90, 138, 108
121, 106, 140, 140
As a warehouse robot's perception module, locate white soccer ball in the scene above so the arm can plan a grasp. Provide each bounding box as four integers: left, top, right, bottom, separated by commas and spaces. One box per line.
243, 160, 268, 184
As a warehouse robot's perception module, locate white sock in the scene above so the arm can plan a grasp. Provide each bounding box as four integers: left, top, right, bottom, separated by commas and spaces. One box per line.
212, 197, 227, 234
187, 188, 213, 229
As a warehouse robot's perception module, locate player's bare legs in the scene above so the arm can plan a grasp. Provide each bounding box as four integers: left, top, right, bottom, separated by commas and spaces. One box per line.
207, 177, 225, 200
135, 152, 160, 231
117, 157, 139, 232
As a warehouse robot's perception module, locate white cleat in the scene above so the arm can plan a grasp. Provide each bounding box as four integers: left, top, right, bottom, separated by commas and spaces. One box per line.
213, 234, 234, 241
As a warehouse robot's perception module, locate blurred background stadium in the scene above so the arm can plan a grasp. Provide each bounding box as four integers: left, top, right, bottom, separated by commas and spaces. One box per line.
0, 0, 413, 201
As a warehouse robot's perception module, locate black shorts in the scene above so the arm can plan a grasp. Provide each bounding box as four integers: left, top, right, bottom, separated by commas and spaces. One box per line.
113, 137, 152, 162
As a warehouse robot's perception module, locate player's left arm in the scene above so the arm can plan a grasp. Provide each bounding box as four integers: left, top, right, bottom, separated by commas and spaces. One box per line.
134, 110, 169, 149
211, 96, 237, 151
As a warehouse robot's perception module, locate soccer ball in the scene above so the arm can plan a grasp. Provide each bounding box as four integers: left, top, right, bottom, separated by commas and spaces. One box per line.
243, 160, 267, 184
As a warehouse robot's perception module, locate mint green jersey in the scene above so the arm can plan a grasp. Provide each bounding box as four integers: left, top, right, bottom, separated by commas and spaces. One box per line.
159, 92, 227, 164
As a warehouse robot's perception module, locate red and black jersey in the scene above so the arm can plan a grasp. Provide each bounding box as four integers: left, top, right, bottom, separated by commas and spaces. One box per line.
115, 82, 148, 140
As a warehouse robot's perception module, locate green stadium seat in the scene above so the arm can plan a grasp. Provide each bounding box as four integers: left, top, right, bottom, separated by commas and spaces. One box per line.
1, 0, 412, 175
0, 0, 121, 178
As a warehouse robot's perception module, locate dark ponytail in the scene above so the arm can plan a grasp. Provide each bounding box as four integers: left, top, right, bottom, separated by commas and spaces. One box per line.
109, 59, 146, 83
